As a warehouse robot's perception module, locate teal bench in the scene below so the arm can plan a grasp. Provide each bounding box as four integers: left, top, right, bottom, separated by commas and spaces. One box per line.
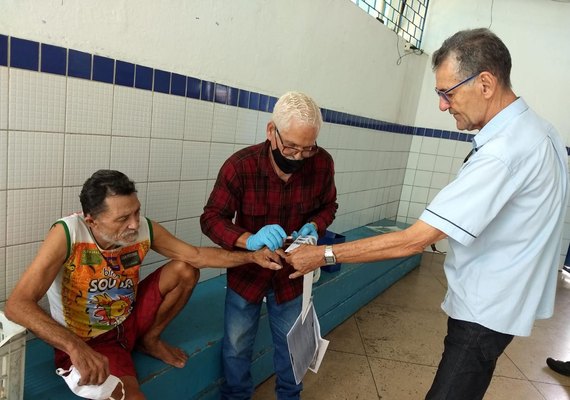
24, 220, 421, 399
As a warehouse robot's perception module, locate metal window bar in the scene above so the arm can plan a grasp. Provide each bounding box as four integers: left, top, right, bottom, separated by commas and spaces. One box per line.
352, 0, 429, 49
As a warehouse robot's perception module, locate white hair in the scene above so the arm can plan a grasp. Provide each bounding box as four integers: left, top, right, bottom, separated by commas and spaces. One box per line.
272, 91, 323, 132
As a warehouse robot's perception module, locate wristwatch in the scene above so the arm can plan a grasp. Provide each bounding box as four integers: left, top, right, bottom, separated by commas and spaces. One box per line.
324, 245, 336, 265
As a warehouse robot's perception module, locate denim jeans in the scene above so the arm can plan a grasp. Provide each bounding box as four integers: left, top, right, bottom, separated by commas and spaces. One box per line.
425, 317, 514, 400
221, 287, 302, 400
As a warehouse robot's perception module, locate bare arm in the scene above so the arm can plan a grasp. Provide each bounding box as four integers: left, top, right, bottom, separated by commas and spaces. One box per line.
284, 220, 447, 278
5, 224, 111, 385
150, 221, 282, 270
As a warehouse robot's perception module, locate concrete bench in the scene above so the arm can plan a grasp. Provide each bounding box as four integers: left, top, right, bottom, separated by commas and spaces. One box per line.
23, 220, 420, 399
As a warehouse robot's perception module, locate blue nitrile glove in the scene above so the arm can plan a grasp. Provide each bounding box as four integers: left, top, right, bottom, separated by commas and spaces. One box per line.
246, 224, 287, 251
291, 222, 318, 240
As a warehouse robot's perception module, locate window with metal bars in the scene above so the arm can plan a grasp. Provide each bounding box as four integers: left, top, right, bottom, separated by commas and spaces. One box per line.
351, 0, 429, 49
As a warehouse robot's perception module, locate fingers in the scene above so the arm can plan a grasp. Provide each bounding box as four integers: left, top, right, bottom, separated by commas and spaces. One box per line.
289, 271, 303, 279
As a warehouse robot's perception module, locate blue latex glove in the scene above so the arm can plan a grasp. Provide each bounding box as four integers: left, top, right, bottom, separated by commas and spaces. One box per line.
246, 224, 287, 251
291, 222, 318, 240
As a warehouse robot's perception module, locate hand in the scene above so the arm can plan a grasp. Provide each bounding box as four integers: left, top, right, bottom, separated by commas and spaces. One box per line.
68, 341, 110, 385
282, 245, 325, 279
252, 248, 283, 270
246, 224, 287, 251
291, 222, 318, 240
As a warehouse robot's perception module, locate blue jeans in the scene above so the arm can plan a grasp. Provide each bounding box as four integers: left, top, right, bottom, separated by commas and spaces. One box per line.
221, 288, 302, 400
425, 317, 514, 400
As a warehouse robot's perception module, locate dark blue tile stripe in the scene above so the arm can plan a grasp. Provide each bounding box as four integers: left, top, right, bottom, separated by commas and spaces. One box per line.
2, 34, 566, 154
0, 35, 7, 66
68, 49, 91, 79
93, 55, 114, 83
11, 37, 39, 71
41, 43, 66, 75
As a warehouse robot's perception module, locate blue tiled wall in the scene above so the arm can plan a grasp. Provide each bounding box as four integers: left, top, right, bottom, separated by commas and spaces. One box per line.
0, 33, 484, 146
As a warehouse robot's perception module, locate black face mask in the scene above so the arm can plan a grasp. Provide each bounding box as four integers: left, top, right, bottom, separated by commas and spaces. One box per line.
272, 147, 306, 174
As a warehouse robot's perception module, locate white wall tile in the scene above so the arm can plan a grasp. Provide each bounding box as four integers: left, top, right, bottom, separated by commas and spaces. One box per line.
235, 108, 258, 145
454, 141, 472, 158
148, 139, 182, 181
0, 67, 7, 130
411, 186, 429, 203
255, 112, 271, 143
5, 242, 42, 298
420, 136, 439, 155
175, 217, 202, 247
63, 134, 111, 186
62, 186, 83, 217
434, 155, 453, 173
178, 180, 208, 219
142, 220, 175, 266
110, 136, 150, 183
208, 143, 235, 180
145, 181, 180, 222
0, 132, 6, 190
0, 191, 5, 247
181, 141, 210, 180
0, 247, 5, 301
151, 93, 185, 139
112, 86, 152, 137
7, 188, 62, 245
430, 172, 451, 190
9, 69, 66, 132
212, 104, 237, 143
416, 153, 436, 171
437, 139, 456, 156
185, 99, 213, 142
414, 170, 433, 188
7, 131, 64, 189
66, 78, 113, 135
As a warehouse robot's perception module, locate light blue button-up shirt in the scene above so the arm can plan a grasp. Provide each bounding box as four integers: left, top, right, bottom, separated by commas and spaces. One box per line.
420, 98, 568, 336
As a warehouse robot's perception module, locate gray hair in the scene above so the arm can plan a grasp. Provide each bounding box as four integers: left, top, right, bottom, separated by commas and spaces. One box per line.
432, 28, 512, 88
272, 91, 323, 132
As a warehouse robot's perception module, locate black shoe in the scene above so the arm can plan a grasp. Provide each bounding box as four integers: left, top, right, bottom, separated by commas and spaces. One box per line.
546, 357, 570, 376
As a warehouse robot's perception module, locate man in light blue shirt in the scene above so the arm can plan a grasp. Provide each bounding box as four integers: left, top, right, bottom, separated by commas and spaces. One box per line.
284, 28, 568, 400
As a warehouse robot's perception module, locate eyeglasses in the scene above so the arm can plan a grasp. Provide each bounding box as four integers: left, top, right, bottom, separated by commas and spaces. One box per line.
274, 127, 319, 158
435, 72, 480, 104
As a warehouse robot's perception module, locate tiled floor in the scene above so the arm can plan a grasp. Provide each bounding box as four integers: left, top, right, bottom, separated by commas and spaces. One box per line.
253, 252, 570, 399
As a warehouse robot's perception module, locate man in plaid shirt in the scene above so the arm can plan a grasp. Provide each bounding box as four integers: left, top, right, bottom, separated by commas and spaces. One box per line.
200, 91, 338, 399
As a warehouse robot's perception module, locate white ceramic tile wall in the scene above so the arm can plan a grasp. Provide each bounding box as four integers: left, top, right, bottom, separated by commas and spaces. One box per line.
0, 131, 6, 190
208, 142, 235, 180
112, 86, 152, 137
5, 242, 42, 297
0, 190, 5, 247
181, 141, 210, 181
178, 180, 208, 219
142, 220, 175, 266
9, 69, 66, 132
151, 93, 185, 140
145, 181, 180, 222
148, 138, 183, 181
0, 247, 5, 302
7, 131, 64, 189
212, 103, 237, 143
66, 78, 113, 135
255, 112, 271, 143
175, 217, 203, 247
185, 99, 213, 142
61, 186, 83, 216
0, 67, 7, 130
6, 188, 62, 245
110, 136, 151, 183
63, 134, 112, 186
235, 108, 258, 145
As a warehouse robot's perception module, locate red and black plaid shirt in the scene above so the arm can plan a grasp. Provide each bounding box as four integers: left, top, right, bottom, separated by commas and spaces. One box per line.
200, 140, 338, 304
